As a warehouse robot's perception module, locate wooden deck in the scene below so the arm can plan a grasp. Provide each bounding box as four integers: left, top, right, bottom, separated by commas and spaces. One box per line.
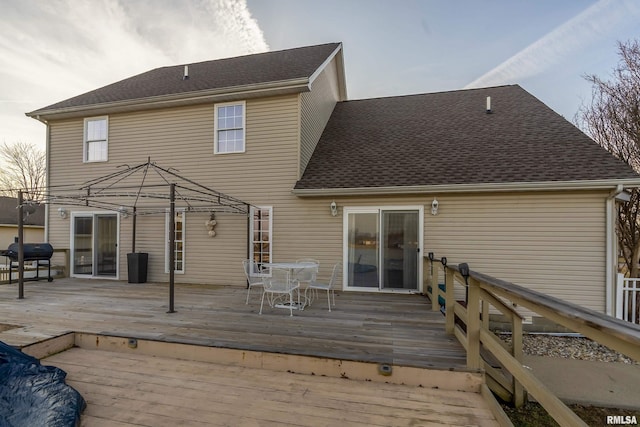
0, 278, 466, 370
43, 345, 497, 426
0, 279, 501, 426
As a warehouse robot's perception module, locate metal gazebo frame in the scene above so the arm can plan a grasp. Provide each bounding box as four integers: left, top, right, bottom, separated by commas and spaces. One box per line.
14, 159, 254, 313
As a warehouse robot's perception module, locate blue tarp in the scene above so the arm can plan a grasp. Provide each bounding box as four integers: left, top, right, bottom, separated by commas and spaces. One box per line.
0, 341, 85, 426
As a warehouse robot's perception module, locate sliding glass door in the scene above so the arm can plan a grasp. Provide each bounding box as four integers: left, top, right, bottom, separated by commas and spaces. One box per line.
347, 211, 380, 288
345, 207, 422, 291
381, 211, 419, 290
72, 213, 118, 278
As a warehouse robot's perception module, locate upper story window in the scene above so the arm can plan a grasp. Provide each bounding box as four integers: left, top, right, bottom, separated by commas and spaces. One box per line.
84, 116, 108, 162
214, 101, 245, 154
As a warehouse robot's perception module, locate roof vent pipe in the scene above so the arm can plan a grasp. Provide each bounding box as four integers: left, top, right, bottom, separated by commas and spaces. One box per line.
183, 65, 189, 80
486, 96, 492, 114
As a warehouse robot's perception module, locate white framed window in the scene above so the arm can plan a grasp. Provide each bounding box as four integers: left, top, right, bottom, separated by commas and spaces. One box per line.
250, 206, 272, 271
165, 208, 185, 274
84, 116, 108, 162
214, 101, 245, 154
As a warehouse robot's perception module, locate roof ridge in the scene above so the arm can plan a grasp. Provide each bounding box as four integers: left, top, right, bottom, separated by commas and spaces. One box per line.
157, 42, 342, 70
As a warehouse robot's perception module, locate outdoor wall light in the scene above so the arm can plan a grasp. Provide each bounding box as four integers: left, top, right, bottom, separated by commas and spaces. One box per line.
431, 198, 439, 216
57, 207, 67, 219
330, 201, 338, 217
118, 206, 129, 218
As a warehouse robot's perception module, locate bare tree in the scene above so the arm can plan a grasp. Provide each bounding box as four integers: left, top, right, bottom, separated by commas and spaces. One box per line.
578, 39, 640, 277
0, 142, 46, 201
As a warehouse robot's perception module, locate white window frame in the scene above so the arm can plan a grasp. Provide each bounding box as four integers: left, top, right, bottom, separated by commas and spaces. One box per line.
214, 101, 246, 154
83, 116, 109, 162
249, 206, 272, 275
165, 208, 185, 274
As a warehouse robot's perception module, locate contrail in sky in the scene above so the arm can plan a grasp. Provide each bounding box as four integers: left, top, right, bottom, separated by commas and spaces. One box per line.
0, 0, 269, 147
465, 0, 640, 89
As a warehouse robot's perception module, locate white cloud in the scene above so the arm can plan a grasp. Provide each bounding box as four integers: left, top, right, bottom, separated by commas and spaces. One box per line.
465, 0, 640, 89
0, 0, 268, 150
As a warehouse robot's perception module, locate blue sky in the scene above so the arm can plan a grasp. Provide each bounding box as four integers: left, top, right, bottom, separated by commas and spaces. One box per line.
1, 0, 639, 153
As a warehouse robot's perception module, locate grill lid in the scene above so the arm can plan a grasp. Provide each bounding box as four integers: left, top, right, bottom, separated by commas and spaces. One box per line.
4, 243, 54, 261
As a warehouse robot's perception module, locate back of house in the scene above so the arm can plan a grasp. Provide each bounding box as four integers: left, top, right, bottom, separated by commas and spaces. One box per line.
27, 42, 640, 327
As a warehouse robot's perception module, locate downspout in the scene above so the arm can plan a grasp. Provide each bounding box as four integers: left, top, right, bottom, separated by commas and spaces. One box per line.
42, 117, 51, 243
606, 184, 624, 316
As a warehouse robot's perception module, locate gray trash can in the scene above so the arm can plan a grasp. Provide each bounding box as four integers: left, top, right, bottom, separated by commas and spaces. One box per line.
127, 252, 148, 283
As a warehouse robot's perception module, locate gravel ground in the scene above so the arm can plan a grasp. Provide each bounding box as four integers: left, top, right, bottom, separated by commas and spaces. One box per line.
497, 333, 638, 365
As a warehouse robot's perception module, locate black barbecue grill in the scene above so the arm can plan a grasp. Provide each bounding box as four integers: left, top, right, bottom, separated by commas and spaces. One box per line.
1, 243, 54, 283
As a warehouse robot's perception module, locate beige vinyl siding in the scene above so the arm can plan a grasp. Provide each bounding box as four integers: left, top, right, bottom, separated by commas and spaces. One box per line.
267, 191, 608, 313
425, 191, 607, 313
0, 226, 44, 248
47, 95, 300, 285
299, 56, 340, 177
46, 93, 610, 314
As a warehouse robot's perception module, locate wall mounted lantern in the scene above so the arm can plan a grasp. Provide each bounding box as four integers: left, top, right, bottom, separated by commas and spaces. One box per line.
118, 206, 129, 218
330, 201, 338, 217
431, 198, 439, 216
58, 207, 67, 219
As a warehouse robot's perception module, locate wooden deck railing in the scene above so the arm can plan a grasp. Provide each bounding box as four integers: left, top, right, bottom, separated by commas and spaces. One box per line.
425, 254, 640, 427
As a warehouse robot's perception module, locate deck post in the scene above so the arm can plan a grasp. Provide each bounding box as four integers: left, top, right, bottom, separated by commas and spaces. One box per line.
482, 299, 489, 330
512, 311, 525, 407
17, 190, 24, 299
466, 277, 481, 370
427, 258, 437, 311
445, 267, 455, 334
65, 249, 70, 277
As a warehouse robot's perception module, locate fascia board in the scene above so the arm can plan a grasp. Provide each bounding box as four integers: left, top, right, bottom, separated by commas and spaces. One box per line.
308, 43, 348, 101
292, 179, 640, 196
27, 78, 310, 120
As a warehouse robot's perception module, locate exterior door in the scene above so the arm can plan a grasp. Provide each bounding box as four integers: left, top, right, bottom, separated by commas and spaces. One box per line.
72, 213, 118, 278
381, 211, 419, 290
344, 207, 422, 291
72, 216, 93, 275
96, 214, 117, 277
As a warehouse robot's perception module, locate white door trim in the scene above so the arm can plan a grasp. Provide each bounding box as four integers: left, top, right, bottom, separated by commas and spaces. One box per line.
342, 205, 424, 293
69, 211, 120, 279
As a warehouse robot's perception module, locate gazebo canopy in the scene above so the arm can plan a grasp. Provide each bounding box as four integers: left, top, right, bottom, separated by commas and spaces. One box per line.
33, 158, 252, 216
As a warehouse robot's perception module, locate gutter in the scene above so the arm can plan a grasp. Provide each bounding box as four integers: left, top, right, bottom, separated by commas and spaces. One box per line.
26, 78, 311, 120
292, 179, 640, 196
605, 184, 627, 317
44, 120, 51, 243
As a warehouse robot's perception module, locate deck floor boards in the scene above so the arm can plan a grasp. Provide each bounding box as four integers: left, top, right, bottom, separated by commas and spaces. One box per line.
0, 278, 466, 370
45, 347, 498, 426
0, 278, 501, 425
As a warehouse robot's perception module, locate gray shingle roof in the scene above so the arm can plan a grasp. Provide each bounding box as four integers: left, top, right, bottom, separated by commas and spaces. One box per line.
295, 85, 639, 190
29, 43, 341, 115
0, 197, 45, 227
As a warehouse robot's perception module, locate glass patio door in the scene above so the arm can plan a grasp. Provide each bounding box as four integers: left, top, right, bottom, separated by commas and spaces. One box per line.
73, 216, 93, 275
347, 211, 380, 288
345, 208, 421, 291
96, 214, 117, 277
72, 213, 118, 277
381, 211, 419, 290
